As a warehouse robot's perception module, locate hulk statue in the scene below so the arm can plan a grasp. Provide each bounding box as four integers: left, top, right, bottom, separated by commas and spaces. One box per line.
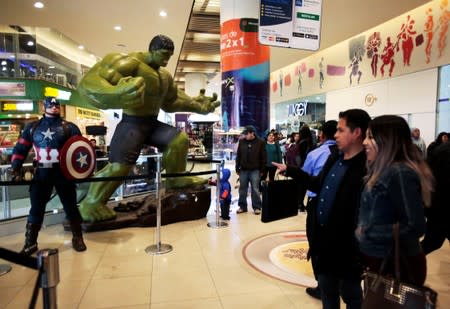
76, 35, 219, 222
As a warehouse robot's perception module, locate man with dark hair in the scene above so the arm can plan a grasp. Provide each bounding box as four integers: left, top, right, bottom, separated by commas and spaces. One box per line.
235, 125, 266, 215
301, 120, 338, 300
273, 109, 371, 309
76, 34, 219, 222
11, 97, 87, 255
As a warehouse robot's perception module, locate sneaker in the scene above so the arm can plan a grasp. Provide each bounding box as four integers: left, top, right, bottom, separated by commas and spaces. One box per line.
236, 208, 247, 214
305, 287, 321, 300
254, 209, 261, 215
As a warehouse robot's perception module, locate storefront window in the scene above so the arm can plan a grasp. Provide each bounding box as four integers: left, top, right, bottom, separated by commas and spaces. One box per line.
437, 65, 450, 135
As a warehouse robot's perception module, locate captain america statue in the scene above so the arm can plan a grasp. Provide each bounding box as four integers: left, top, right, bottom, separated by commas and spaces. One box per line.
11, 97, 87, 255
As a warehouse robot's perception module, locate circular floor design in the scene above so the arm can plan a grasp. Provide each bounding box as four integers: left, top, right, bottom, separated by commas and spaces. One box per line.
242, 230, 317, 287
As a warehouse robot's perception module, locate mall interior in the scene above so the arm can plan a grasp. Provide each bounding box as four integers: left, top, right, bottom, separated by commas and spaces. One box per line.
0, 0, 449, 308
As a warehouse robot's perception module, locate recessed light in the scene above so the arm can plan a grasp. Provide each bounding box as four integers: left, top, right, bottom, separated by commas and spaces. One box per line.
34, 2, 44, 9
1, 61, 6, 65
159, 10, 167, 17
114, 25, 122, 31
27, 41, 34, 46
48, 65, 55, 69
78, 45, 84, 50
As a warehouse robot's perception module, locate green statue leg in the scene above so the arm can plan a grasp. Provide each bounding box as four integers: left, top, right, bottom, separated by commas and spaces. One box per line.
79, 162, 132, 222
163, 132, 207, 189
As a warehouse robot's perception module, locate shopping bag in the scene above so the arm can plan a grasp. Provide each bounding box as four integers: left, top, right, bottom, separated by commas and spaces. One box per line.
261, 179, 299, 223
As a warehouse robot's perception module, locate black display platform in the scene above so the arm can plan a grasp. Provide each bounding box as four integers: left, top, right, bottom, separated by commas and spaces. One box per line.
65, 187, 211, 232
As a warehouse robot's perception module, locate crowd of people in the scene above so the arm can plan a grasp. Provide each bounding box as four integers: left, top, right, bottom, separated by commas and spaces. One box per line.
235, 111, 448, 309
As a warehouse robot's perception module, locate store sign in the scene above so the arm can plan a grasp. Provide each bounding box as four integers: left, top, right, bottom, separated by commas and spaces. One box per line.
288, 101, 308, 116
1, 100, 34, 112
44, 87, 72, 100
0, 82, 26, 96
259, 0, 322, 51
76, 107, 101, 120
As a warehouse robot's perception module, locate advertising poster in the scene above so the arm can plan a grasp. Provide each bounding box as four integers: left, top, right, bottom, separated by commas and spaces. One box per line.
259, 0, 322, 51
221, 18, 270, 134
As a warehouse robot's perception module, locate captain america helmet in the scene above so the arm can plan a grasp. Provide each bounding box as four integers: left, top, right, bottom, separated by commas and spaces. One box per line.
44, 97, 60, 108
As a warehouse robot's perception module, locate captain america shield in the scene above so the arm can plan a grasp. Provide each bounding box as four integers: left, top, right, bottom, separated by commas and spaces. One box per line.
60, 136, 96, 180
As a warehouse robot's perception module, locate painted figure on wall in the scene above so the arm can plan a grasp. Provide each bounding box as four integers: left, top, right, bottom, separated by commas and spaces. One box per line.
318, 57, 324, 89
424, 8, 434, 63
349, 50, 363, 85
366, 32, 381, 77
396, 15, 417, 66
279, 70, 283, 96
297, 65, 303, 93
438, 0, 450, 58
76, 35, 219, 222
380, 36, 396, 77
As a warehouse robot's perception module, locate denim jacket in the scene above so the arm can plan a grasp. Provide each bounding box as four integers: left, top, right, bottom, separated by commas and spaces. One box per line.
356, 163, 426, 258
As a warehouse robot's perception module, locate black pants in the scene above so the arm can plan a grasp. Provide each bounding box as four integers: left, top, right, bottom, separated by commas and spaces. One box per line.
28, 168, 81, 224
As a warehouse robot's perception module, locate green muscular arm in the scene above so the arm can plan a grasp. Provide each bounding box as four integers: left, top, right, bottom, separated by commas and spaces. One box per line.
161, 82, 220, 115
77, 53, 146, 110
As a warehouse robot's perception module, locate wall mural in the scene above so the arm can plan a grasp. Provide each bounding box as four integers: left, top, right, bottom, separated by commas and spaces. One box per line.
271, 0, 450, 104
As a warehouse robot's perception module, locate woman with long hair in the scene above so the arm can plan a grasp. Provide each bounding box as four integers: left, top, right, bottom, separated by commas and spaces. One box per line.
356, 115, 434, 286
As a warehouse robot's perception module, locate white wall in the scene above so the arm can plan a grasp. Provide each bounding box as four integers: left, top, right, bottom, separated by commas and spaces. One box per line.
326, 68, 438, 145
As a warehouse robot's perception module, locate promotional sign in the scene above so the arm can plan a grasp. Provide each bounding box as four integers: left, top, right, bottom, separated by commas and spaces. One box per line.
259, 0, 322, 51
221, 18, 270, 134
0, 82, 26, 96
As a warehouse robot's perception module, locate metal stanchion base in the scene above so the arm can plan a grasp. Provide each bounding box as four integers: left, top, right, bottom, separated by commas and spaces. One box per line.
145, 243, 173, 255
0, 264, 12, 276
207, 221, 228, 228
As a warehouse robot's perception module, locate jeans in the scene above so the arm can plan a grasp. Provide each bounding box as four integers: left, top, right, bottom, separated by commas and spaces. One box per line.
238, 169, 262, 211
318, 274, 362, 309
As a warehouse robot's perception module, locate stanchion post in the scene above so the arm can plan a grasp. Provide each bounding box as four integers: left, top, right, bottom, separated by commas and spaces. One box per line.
0, 264, 12, 276
145, 153, 173, 255
207, 160, 228, 228
37, 248, 59, 309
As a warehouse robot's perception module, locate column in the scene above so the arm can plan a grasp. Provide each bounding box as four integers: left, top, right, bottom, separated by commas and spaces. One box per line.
220, 0, 270, 135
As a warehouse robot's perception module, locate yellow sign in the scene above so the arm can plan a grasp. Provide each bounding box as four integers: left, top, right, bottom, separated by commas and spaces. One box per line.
44, 87, 72, 100
76, 107, 101, 119
1, 101, 34, 112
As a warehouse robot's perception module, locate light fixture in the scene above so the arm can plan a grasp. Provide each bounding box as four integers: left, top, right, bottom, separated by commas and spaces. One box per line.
27, 41, 34, 46
114, 25, 122, 31
90, 54, 95, 58
48, 65, 55, 69
159, 10, 167, 17
1, 61, 6, 65
34, 2, 44, 9
78, 45, 84, 50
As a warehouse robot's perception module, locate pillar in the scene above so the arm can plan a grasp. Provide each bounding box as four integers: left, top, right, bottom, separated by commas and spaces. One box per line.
220, 0, 270, 135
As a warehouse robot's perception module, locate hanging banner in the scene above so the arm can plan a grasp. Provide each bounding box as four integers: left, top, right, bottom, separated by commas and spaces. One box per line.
221, 18, 270, 134
259, 0, 322, 51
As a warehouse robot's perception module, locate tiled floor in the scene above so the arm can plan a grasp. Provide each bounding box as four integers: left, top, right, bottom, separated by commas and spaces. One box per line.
1, 164, 449, 308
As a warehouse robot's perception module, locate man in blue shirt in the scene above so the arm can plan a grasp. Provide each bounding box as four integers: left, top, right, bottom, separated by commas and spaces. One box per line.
301, 120, 337, 300
273, 109, 370, 309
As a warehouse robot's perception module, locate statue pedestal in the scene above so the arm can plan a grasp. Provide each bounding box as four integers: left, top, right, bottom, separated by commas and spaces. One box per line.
72, 187, 211, 232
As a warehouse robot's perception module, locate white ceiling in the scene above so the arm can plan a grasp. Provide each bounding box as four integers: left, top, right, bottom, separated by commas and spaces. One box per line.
0, 0, 430, 77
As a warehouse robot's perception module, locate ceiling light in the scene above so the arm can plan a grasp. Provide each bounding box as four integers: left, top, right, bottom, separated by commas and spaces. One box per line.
48, 65, 55, 69
27, 41, 34, 46
159, 10, 167, 17
34, 2, 44, 9
2, 67, 6, 71
114, 25, 122, 31
1, 61, 6, 65
78, 45, 84, 50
